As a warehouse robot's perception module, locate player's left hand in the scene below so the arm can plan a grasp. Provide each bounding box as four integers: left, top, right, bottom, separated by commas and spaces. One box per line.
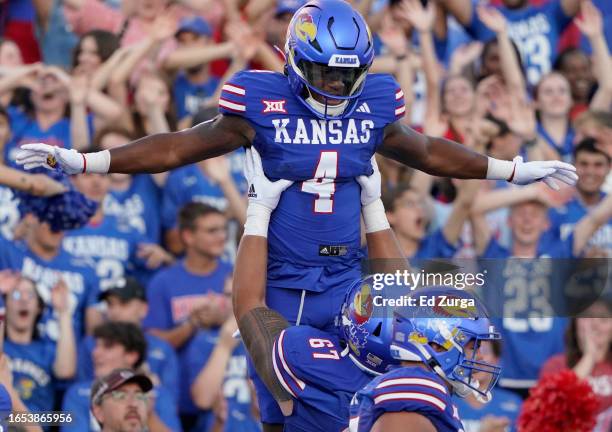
356, 156, 382, 206
509, 156, 578, 190
244, 146, 293, 212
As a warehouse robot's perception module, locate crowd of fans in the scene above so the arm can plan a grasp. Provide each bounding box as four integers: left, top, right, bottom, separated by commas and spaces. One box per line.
0, 0, 610, 431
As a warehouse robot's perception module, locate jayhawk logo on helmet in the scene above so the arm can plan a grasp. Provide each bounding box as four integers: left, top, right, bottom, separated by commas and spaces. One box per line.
294, 12, 317, 43
352, 283, 373, 325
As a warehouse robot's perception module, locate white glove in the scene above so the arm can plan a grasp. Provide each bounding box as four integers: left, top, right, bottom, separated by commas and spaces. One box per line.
16, 144, 84, 174
243, 146, 293, 237
16, 143, 110, 174
357, 156, 390, 233
356, 156, 381, 206
488, 155, 578, 191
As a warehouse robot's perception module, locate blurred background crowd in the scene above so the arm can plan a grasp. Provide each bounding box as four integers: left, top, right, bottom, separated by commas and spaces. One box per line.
0, 0, 610, 431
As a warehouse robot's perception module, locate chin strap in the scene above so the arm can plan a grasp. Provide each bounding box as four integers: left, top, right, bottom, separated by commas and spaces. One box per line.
305, 92, 348, 117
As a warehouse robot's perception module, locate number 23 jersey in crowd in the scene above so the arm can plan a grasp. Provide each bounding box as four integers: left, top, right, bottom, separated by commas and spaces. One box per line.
218, 71, 405, 291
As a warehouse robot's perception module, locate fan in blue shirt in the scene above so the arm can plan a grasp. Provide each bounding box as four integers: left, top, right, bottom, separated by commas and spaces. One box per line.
471, 188, 612, 393
442, 0, 582, 85
66, 172, 173, 290
144, 203, 233, 419
549, 139, 612, 255
172, 16, 222, 124
187, 324, 261, 432
62, 321, 181, 431
383, 181, 478, 261
3, 275, 76, 417
4, 89, 94, 167
0, 225, 99, 341
93, 127, 163, 244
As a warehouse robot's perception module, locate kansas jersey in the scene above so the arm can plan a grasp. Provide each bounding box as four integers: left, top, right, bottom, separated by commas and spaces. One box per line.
4, 338, 56, 413
62, 215, 147, 291
0, 236, 99, 341
477, 237, 571, 388
272, 325, 372, 432
466, 1, 573, 85
349, 367, 464, 432
219, 71, 404, 289
103, 174, 162, 244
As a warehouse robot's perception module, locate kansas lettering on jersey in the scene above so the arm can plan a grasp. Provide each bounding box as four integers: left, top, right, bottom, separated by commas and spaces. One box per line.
349, 367, 464, 432
5, 339, 56, 413
272, 326, 372, 432
62, 215, 146, 291
218, 71, 404, 275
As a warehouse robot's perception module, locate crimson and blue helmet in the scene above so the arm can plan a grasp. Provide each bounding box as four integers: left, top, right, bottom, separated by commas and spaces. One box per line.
285, 0, 374, 119
339, 275, 400, 375
390, 286, 502, 403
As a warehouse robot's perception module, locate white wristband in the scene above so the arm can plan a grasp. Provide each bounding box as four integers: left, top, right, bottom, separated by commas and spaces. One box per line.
362, 199, 390, 233
83, 150, 111, 174
486, 157, 514, 181
243, 204, 272, 237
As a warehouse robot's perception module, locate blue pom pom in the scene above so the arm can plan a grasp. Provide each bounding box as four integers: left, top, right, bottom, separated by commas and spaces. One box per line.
16, 168, 98, 232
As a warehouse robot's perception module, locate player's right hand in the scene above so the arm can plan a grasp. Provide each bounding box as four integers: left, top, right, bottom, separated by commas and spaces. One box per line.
15, 143, 84, 175
356, 156, 382, 206
244, 146, 293, 212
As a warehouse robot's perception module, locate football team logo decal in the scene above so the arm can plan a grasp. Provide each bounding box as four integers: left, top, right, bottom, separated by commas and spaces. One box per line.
294, 13, 317, 43
262, 100, 287, 113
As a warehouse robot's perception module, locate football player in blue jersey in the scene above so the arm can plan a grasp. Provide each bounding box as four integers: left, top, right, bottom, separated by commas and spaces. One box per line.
232, 147, 407, 431
349, 287, 502, 432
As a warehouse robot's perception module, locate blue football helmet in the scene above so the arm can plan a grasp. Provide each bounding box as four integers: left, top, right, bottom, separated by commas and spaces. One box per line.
390, 286, 502, 403
285, 0, 374, 119
339, 275, 400, 375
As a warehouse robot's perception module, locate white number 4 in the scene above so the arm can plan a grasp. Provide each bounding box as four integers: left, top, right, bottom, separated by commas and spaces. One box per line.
301, 151, 338, 213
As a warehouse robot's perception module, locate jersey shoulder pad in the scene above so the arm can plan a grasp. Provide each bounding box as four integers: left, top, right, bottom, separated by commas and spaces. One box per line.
219, 70, 290, 125
358, 74, 406, 125
368, 367, 452, 414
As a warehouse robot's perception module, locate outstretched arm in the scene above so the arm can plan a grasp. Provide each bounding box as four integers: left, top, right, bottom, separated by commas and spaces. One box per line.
16, 114, 254, 175
379, 121, 578, 189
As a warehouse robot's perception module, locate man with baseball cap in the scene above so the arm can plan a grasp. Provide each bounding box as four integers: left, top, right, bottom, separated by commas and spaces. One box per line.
91, 368, 152, 432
